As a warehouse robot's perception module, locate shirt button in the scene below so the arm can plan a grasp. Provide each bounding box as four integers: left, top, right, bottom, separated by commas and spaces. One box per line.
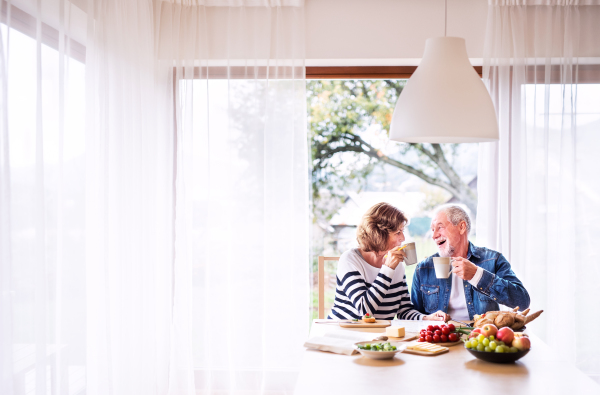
480, 287, 482, 290
465, 285, 468, 288
468, 302, 471, 304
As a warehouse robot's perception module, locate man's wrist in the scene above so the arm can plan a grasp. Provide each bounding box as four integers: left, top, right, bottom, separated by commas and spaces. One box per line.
468, 266, 484, 286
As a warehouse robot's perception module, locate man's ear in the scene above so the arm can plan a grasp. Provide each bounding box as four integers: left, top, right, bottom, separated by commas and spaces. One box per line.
459, 221, 467, 235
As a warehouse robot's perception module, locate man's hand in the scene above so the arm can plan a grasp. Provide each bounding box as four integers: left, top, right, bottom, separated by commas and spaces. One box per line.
423, 310, 450, 322
451, 256, 478, 281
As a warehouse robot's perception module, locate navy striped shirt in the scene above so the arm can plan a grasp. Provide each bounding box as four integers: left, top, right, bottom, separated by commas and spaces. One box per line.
328, 249, 424, 321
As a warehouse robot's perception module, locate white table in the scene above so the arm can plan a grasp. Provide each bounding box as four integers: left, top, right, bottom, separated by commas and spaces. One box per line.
295, 320, 600, 395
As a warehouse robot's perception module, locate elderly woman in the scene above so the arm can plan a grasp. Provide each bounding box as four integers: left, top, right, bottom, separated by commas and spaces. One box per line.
328, 202, 448, 321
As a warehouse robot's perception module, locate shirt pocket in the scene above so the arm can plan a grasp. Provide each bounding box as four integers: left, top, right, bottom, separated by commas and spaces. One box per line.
420, 285, 439, 313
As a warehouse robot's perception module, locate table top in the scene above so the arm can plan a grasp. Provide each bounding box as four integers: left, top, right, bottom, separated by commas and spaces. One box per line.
295, 320, 600, 395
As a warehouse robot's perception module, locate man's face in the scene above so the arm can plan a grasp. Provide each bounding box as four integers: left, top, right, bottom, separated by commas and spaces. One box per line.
431, 211, 465, 258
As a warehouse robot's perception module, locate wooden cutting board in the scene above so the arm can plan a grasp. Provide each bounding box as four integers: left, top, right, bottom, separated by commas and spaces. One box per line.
339, 320, 391, 328
403, 342, 450, 356
436, 340, 463, 347
388, 333, 419, 342
403, 347, 449, 356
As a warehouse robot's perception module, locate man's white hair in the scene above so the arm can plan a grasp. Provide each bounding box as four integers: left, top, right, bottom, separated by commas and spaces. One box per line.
434, 204, 472, 235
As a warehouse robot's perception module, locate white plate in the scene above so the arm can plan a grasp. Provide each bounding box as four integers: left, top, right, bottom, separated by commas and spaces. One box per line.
354, 341, 407, 360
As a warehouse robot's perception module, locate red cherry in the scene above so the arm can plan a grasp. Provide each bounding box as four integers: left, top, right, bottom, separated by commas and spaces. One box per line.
418, 337, 426, 342
448, 324, 456, 332
426, 335, 433, 342
441, 334, 448, 342
433, 335, 441, 343
434, 330, 442, 337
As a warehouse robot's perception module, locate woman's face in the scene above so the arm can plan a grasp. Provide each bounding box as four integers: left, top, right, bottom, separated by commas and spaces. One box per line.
385, 226, 406, 251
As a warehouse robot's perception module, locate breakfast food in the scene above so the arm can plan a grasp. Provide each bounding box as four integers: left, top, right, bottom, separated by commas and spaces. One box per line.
474, 307, 543, 331
356, 342, 397, 351
362, 313, 376, 323
407, 342, 448, 353
464, 327, 531, 353
385, 326, 406, 338
417, 323, 464, 343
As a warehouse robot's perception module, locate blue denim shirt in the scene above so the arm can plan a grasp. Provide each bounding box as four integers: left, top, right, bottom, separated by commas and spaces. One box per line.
410, 242, 530, 320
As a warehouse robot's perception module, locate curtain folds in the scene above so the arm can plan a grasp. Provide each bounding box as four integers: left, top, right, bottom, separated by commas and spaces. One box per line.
158, 2, 308, 392
479, 1, 600, 382
2, 0, 308, 394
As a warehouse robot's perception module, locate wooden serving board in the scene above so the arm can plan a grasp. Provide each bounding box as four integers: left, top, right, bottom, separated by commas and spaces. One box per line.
339, 320, 391, 328
403, 342, 450, 356
403, 347, 449, 356
387, 333, 419, 342
436, 340, 463, 347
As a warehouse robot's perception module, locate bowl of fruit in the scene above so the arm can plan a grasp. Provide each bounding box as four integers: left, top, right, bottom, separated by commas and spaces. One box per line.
464, 324, 531, 363
354, 341, 407, 360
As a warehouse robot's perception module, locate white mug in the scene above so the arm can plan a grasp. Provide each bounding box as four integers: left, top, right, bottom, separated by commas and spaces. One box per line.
402, 242, 418, 265
433, 257, 451, 279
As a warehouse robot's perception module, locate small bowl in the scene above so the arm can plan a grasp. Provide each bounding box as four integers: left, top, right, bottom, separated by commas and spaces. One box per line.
466, 347, 530, 363
354, 341, 407, 360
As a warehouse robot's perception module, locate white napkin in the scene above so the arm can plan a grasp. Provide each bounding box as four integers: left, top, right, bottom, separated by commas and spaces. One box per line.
304, 331, 374, 356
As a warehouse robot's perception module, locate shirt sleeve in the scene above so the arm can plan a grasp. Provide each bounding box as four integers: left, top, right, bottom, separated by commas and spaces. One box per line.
410, 264, 427, 316
468, 266, 484, 287
396, 274, 425, 320
473, 254, 530, 309
336, 260, 398, 317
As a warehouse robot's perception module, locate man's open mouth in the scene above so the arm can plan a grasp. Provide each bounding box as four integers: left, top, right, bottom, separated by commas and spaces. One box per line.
437, 239, 446, 246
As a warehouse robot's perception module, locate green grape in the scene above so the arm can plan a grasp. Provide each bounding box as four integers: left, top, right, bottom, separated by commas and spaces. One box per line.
509, 347, 518, 353
470, 339, 478, 348
497, 341, 505, 347
482, 338, 490, 347
484, 346, 492, 352
477, 334, 485, 342
476, 343, 485, 352
489, 335, 495, 341
489, 341, 497, 350
495, 346, 505, 353
465, 342, 472, 349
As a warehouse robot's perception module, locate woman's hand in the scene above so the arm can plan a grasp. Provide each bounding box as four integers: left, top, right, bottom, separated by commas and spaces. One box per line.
423, 310, 450, 322
383, 247, 406, 270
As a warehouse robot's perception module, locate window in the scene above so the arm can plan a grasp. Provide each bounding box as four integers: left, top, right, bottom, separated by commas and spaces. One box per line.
308, 79, 479, 320
3, 24, 87, 393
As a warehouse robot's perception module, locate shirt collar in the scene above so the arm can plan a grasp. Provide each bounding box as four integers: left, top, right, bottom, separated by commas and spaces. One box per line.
467, 241, 480, 260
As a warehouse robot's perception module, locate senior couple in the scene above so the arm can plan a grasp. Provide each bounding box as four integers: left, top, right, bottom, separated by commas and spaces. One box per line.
328, 202, 529, 322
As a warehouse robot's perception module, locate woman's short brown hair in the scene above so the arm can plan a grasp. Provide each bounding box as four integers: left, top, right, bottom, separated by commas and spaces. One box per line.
356, 202, 407, 253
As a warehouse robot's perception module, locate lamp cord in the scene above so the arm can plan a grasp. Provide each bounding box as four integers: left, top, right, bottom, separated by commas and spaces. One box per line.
444, 0, 447, 37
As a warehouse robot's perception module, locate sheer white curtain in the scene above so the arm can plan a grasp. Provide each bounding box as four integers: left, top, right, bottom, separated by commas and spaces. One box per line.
157, 1, 309, 393
478, 0, 600, 382
2, 0, 308, 393
1, 1, 88, 394
84, 0, 190, 393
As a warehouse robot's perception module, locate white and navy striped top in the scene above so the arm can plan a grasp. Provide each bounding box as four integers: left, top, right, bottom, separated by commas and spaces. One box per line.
328, 248, 424, 321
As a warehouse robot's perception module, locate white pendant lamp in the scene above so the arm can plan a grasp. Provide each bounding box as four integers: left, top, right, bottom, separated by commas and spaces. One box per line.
389, 2, 498, 143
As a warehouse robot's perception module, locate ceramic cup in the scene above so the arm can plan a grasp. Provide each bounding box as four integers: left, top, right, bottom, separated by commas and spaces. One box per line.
433, 257, 451, 279
402, 242, 418, 265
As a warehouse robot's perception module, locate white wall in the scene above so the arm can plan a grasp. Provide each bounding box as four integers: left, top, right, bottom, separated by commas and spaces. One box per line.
305, 0, 489, 66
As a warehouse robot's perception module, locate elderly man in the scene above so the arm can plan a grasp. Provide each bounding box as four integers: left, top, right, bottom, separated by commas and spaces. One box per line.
410, 205, 530, 322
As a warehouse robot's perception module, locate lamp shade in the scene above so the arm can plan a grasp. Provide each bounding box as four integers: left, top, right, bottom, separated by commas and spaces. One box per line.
389, 37, 499, 143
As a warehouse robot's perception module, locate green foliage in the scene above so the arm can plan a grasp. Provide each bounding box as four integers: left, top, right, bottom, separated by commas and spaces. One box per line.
308, 79, 478, 222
